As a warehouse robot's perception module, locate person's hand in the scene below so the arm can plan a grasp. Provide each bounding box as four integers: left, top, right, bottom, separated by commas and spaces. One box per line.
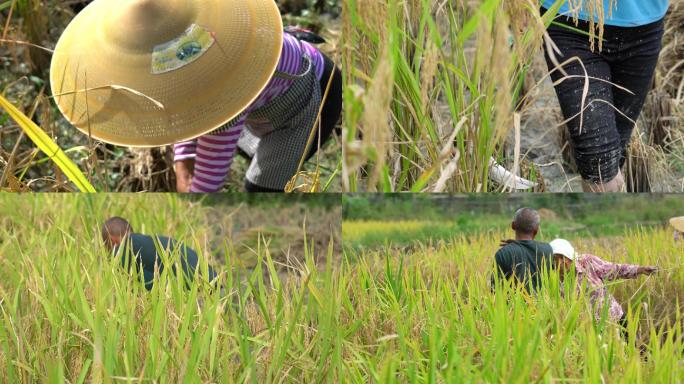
638, 266, 657, 275
175, 159, 195, 193
499, 239, 515, 247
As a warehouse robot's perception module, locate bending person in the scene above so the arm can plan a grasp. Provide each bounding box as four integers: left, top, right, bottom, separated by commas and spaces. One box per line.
174, 27, 343, 193
550, 239, 657, 331
101, 217, 218, 291
50, 0, 343, 193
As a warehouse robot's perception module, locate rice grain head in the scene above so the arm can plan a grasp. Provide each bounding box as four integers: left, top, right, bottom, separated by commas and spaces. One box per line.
566, 0, 616, 51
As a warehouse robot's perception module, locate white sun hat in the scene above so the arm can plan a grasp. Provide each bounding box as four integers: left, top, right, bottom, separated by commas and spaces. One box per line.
550, 239, 577, 261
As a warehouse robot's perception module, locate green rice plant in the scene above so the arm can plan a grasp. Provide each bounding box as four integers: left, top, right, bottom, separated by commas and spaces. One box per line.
342, 0, 562, 192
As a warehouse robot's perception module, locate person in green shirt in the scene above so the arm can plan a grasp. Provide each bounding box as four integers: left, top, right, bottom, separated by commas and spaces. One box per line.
493, 208, 553, 292
101, 217, 218, 291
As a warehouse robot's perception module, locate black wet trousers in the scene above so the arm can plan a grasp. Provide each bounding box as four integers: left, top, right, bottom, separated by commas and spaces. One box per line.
542, 10, 665, 183
245, 53, 343, 192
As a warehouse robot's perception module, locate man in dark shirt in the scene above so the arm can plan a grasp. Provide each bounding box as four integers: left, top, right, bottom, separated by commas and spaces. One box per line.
493, 208, 553, 293
101, 217, 218, 291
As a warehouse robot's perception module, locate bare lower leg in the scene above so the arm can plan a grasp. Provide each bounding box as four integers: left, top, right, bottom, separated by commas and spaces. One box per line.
582, 170, 625, 192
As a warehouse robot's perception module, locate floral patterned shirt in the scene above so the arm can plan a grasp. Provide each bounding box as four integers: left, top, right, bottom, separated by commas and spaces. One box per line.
575, 254, 640, 322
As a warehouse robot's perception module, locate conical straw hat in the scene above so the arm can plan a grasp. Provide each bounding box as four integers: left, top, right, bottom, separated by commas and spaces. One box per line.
670, 217, 684, 232
50, 0, 283, 147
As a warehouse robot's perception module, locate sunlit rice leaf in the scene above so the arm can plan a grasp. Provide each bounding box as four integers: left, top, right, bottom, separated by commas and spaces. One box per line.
0, 93, 96, 192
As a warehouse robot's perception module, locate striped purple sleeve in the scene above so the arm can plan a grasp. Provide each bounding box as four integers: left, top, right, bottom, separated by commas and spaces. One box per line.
301, 40, 325, 81
174, 140, 198, 161
189, 119, 244, 193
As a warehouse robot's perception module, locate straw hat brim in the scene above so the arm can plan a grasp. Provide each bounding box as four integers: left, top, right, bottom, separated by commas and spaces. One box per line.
670, 217, 684, 232
50, 0, 283, 147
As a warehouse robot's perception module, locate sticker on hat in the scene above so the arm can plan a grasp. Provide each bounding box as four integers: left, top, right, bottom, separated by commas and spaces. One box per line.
152, 24, 215, 75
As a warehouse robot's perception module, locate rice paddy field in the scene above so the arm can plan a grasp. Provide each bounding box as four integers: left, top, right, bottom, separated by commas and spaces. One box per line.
342, 0, 684, 192
342, 195, 684, 382
0, 0, 342, 192
339, 226, 684, 382
342, 193, 684, 248
1, 194, 682, 382
0, 194, 343, 383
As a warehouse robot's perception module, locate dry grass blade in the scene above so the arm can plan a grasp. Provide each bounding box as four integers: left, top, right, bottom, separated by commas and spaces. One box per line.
0, 38, 54, 53
52, 84, 165, 109
433, 116, 467, 192
510, 112, 522, 192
